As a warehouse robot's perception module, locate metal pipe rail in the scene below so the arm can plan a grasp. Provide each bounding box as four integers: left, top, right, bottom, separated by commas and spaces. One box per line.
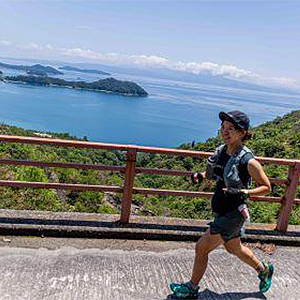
0, 134, 299, 232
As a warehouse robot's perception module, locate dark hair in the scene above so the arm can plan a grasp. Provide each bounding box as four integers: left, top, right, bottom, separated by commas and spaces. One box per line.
242, 130, 253, 141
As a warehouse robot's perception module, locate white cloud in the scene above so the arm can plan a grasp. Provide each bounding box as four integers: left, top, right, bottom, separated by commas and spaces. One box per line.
173, 61, 254, 78
2, 41, 299, 90
130, 55, 170, 67
171, 60, 299, 89
45, 44, 54, 50
61, 47, 105, 60
0, 40, 12, 46
22, 43, 43, 50
17, 42, 55, 52
61, 48, 170, 67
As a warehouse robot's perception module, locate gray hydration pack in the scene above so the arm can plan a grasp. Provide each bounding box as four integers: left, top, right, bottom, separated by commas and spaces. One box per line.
206, 144, 253, 190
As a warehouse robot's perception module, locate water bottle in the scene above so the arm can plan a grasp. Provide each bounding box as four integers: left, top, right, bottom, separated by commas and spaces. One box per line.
238, 204, 250, 238
238, 204, 250, 222
240, 223, 246, 238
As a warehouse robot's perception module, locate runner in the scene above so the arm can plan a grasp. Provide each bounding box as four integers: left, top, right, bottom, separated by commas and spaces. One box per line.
170, 110, 274, 299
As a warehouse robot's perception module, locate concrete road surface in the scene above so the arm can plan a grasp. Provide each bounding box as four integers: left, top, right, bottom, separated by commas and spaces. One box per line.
0, 237, 299, 300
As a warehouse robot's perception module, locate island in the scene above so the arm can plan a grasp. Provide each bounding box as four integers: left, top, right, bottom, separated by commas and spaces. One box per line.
0, 62, 63, 75
4, 75, 148, 97
59, 65, 110, 76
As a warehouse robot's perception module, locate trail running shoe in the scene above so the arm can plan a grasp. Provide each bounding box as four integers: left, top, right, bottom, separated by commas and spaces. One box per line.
258, 260, 274, 292
170, 281, 199, 299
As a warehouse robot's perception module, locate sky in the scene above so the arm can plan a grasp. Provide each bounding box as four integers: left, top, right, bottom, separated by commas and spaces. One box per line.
0, 0, 300, 90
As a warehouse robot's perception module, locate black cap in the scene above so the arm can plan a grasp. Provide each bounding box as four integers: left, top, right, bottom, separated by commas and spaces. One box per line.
219, 110, 250, 131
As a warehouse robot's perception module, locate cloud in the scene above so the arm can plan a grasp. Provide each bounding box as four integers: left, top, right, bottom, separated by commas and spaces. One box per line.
18, 43, 54, 51
171, 60, 299, 89
0, 40, 12, 46
61, 47, 170, 67
61, 47, 105, 60
0, 40, 13, 47
2, 41, 299, 90
130, 55, 170, 67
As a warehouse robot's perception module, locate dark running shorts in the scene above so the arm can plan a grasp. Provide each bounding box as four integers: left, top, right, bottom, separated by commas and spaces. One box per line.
209, 210, 245, 243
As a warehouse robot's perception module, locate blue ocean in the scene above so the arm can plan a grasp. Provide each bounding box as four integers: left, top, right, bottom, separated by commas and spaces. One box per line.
0, 65, 299, 148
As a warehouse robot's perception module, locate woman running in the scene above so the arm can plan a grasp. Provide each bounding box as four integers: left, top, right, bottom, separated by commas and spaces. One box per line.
170, 110, 274, 299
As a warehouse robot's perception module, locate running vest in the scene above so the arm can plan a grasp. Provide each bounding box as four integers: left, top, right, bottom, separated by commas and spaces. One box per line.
206, 144, 253, 189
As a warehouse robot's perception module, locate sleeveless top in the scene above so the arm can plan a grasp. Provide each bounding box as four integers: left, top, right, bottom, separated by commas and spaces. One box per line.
207, 144, 254, 214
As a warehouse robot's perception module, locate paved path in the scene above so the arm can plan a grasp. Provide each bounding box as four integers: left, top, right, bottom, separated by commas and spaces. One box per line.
0, 238, 299, 300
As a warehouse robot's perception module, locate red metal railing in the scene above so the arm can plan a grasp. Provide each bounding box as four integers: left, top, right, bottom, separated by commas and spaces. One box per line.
0, 135, 299, 232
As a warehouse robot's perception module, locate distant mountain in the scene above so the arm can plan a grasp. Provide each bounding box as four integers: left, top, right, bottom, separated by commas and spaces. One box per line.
0, 57, 298, 95
72, 62, 300, 96
4, 75, 148, 97
59, 65, 110, 76
0, 62, 63, 75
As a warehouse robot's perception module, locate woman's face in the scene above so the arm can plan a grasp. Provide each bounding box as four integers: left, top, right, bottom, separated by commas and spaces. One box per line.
220, 120, 245, 145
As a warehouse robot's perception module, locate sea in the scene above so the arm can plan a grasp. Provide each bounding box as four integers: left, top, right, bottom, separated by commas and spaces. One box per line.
0, 60, 300, 148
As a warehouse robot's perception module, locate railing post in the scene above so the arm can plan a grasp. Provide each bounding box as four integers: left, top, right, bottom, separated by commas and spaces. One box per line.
276, 162, 300, 232
120, 149, 137, 223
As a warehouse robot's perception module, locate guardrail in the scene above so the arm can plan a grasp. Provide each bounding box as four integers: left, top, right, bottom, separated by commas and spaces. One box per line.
0, 135, 299, 232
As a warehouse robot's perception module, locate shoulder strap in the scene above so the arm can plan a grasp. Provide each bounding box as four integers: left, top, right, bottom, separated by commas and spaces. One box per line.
236, 145, 253, 165
216, 144, 226, 156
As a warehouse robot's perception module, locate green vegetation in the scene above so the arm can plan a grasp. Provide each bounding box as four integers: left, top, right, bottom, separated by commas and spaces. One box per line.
5, 75, 148, 97
59, 65, 110, 76
0, 109, 300, 224
0, 62, 63, 75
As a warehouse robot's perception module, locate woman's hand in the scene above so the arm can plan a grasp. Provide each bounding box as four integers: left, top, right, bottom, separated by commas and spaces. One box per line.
191, 172, 204, 184
191, 171, 209, 185
222, 188, 250, 198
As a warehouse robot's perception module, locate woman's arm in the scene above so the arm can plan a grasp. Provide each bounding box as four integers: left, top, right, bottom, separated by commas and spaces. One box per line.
242, 158, 271, 197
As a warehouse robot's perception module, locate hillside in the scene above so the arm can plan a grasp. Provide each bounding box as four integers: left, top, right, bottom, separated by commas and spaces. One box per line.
0, 110, 299, 224
0, 62, 63, 75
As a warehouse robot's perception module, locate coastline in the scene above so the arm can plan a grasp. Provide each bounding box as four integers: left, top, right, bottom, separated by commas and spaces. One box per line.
5, 80, 145, 97
0, 71, 299, 148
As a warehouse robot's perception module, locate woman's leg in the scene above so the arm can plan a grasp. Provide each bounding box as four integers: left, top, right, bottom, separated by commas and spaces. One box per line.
224, 237, 264, 272
191, 229, 224, 285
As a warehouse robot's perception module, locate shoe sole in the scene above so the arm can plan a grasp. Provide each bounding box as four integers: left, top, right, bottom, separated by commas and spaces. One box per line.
171, 293, 198, 299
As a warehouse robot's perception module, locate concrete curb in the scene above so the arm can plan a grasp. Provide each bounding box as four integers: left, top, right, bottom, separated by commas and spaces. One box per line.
1, 209, 300, 246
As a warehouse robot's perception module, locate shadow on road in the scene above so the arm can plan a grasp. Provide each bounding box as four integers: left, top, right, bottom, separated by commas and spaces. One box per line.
166, 288, 267, 299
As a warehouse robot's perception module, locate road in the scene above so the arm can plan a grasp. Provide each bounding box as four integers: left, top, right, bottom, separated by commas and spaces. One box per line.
0, 237, 299, 300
